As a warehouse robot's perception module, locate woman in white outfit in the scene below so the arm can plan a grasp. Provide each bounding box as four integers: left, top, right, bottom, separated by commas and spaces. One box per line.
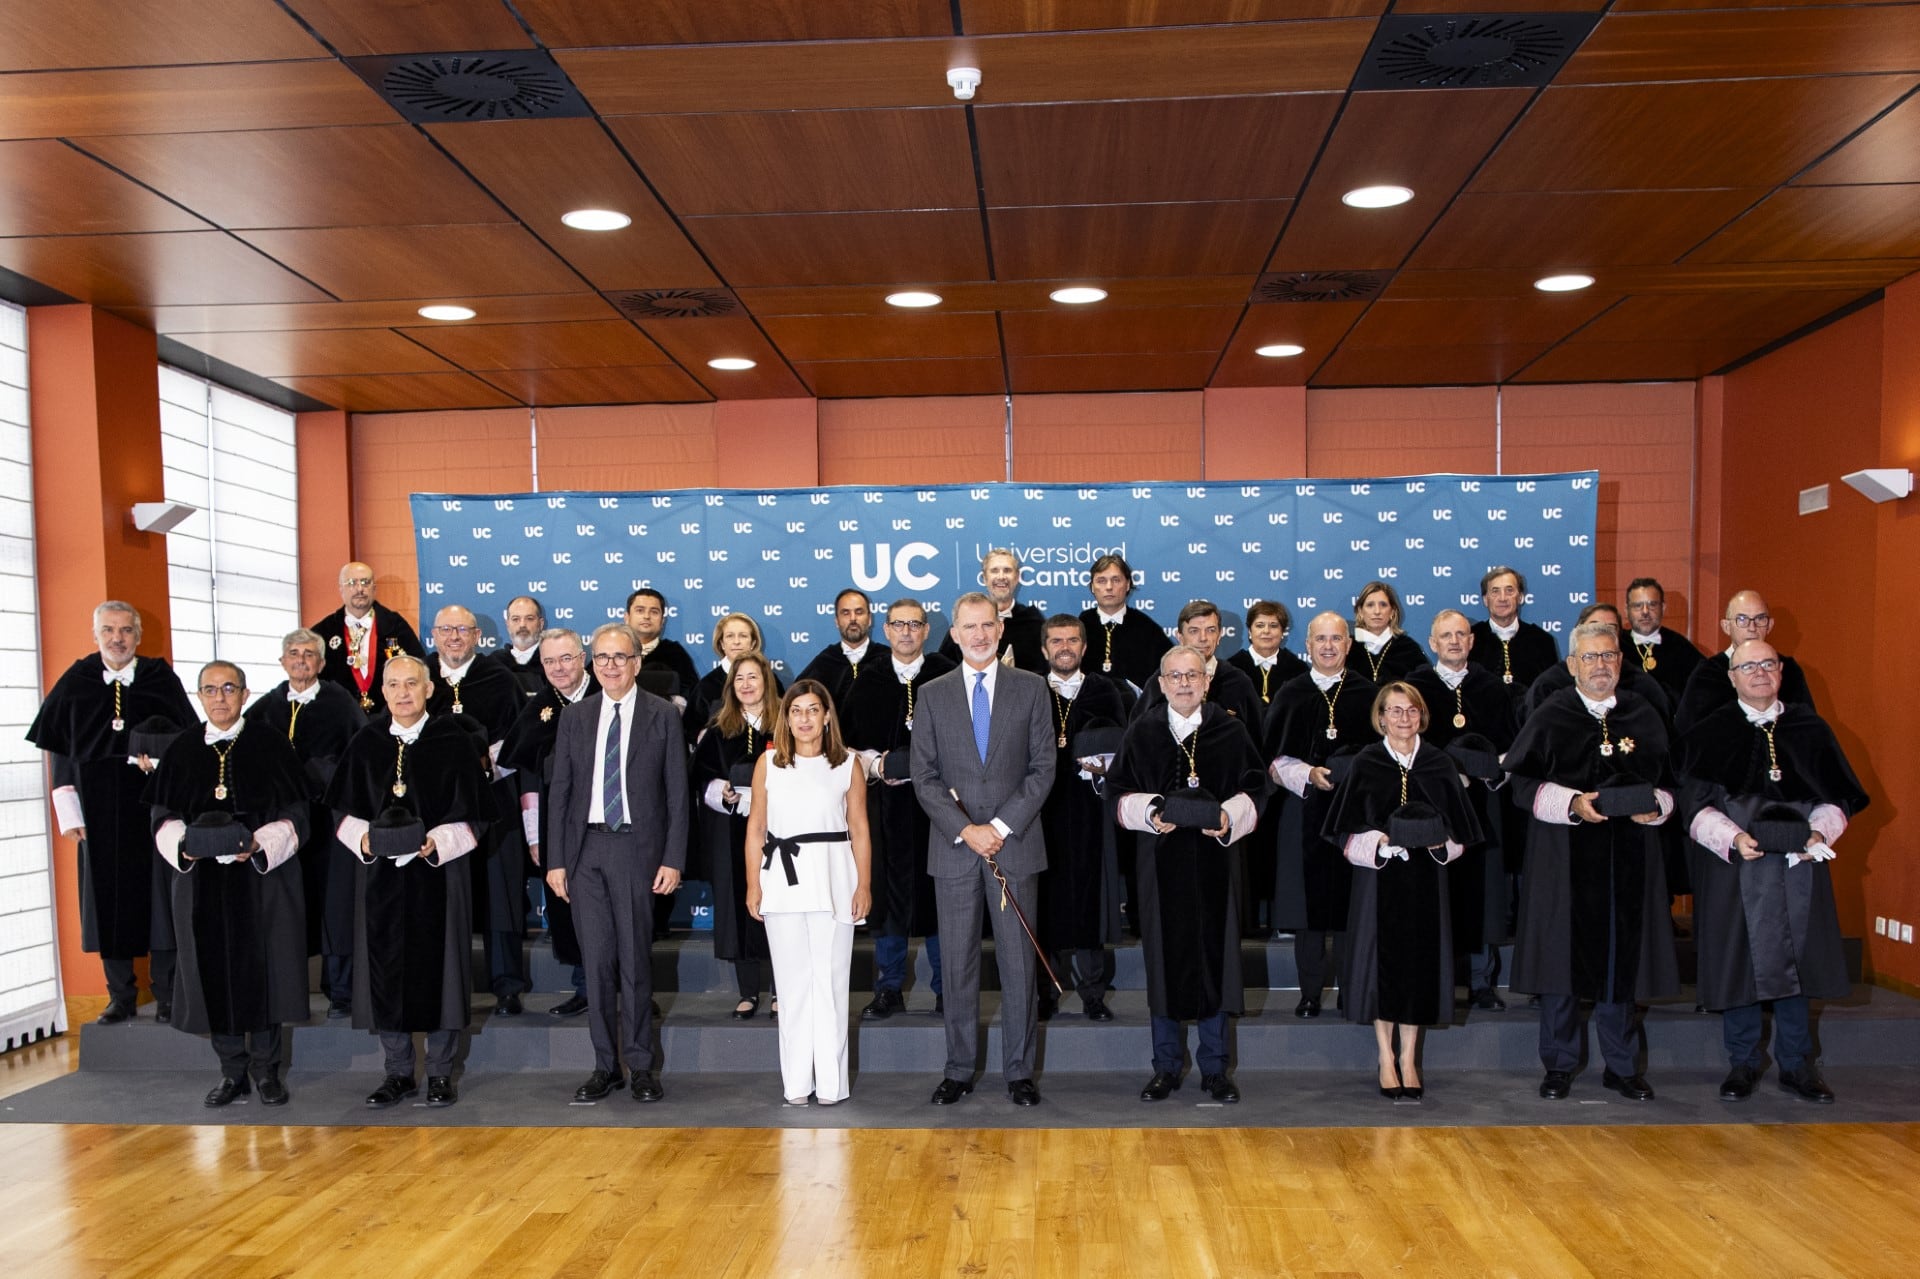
746, 679, 871, 1105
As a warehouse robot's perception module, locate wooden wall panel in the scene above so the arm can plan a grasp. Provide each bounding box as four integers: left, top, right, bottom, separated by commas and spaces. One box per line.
1011, 391, 1203, 480
1305, 386, 1497, 478
817, 395, 1006, 485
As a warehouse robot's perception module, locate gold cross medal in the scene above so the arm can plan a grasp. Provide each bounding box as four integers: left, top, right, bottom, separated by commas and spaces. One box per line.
540, 706, 554, 722
1618, 737, 1635, 754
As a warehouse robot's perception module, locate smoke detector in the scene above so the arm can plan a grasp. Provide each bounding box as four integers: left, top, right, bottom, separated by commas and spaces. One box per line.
946, 67, 981, 101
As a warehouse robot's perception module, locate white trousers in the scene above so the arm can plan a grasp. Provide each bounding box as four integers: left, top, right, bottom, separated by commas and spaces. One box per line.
764, 911, 854, 1103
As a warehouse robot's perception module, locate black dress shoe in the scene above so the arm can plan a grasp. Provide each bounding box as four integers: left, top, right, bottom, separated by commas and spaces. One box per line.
366, 1075, 417, 1108
573, 1069, 626, 1102
732, 996, 760, 1020
861, 989, 904, 1021
326, 999, 351, 1020
154, 1003, 172, 1025
495, 993, 523, 1017
1602, 1069, 1655, 1101
257, 1075, 289, 1107
631, 1071, 664, 1102
1200, 1073, 1240, 1104
1539, 1070, 1573, 1100
1007, 1079, 1041, 1106
650, 998, 663, 1017
1037, 996, 1057, 1022
1468, 987, 1507, 1012
552, 993, 589, 1018
1140, 1071, 1181, 1102
932, 995, 944, 1016
204, 1077, 250, 1108
1084, 998, 1114, 1022
95, 1001, 135, 1026
1779, 1067, 1835, 1104
930, 1078, 973, 1106
425, 1076, 457, 1107
1719, 1063, 1758, 1102
1294, 996, 1321, 1019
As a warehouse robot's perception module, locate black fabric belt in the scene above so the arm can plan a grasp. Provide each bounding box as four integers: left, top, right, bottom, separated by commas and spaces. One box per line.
761, 829, 849, 887
586, 822, 631, 834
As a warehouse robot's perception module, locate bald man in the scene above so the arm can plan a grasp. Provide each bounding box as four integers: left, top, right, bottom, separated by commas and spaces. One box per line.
309, 562, 425, 715
1675, 590, 1815, 734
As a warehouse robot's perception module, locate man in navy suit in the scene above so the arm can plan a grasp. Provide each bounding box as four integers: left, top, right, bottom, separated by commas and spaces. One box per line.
912, 592, 1057, 1106
545, 622, 688, 1105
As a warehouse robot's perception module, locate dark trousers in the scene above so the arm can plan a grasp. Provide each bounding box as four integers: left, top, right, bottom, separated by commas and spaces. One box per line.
1295, 930, 1341, 1001
735, 957, 766, 1000
323, 955, 352, 1004
935, 858, 1038, 1084
1465, 944, 1501, 993
103, 951, 175, 1007
1151, 1012, 1229, 1076
1048, 947, 1114, 1006
487, 929, 528, 997
1724, 996, 1814, 1073
573, 828, 659, 1074
1538, 994, 1642, 1075
380, 1029, 460, 1078
212, 1027, 284, 1080
874, 933, 943, 995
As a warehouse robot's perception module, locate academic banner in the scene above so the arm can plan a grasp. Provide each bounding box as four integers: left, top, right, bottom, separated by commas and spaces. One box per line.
410, 473, 1598, 670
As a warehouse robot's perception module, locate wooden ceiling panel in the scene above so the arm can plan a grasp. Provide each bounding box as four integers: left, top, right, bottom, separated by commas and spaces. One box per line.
0, 0, 320, 71
1615, 0, 1912, 9
1385, 260, 1920, 300
1473, 77, 1919, 193
0, 61, 396, 140
1558, 7, 1920, 85
1210, 301, 1370, 387
284, 0, 534, 56
1000, 305, 1241, 357
683, 210, 988, 288
1512, 339, 1757, 384
1797, 92, 1920, 186
484, 365, 713, 407
166, 328, 456, 378
976, 97, 1340, 206
129, 293, 620, 336
1688, 185, 1920, 264
1409, 189, 1765, 271
1009, 351, 1217, 393
79, 126, 507, 229
605, 110, 976, 216
0, 231, 330, 307
736, 276, 1258, 315
1340, 296, 1616, 351
632, 317, 812, 399
1311, 343, 1550, 388
1572, 289, 1869, 345
990, 202, 1288, 279
396, 320, 669, 371
1269, 89, 1530, 271
960, 1, 1385, 31
274, 372, 519, 412
428, 119, 718, 290
1392, 0, 1602, 10
796, 358, 1007, 399
235, 225, 588, 302
759, 312, 1001, 362
0, 140, 209, 236
520, 0, 950, 45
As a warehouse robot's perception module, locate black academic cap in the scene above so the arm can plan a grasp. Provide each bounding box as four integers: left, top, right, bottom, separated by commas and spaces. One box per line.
1325, 749, 1359, 788
882, 748, 913, 782
1750, 803, 1813, 855
1071, 725, 1124, 759
369, 806, 427, 859
1444, 732, 1503, 783
1387, 801, 1450, 851
1161, 789, 1224, 830
728, 759, 759, 790
129, 715, 183, 761
635, 669, 679, 700
183, 810, 250, 861
1594, 775, 1659, 819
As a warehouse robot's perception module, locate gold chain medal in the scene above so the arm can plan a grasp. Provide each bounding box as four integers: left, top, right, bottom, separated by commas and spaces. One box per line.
111, 680, 125, 733
1322, 676, 1341, 740
902, 676, 914, 731
1052, 688, 1070, 750
211, 739, 233, 800
1102, 624, 1115, 674
1500, 638, 1513, 685
1762, 721, 1783, 783
1637, 639, 1657, 673
1452, 684, 1467, 730
1175, 728, 1200, 788
391, 740, 408, 798
1597, 711, 1614, 757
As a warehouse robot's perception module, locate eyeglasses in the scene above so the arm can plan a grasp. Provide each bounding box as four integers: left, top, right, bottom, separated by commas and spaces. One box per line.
198, 682, 242, 698
541, 652, 583, 667
1161, 670, 1206, 685
592, 652, 637, 667
1731, 613, 1771, 628
1627, 599, 1662, 612
341, 577, 374, 589
885, 619, 927, 631
1381, 705, 1421, 719
433, 624, 476, 636
282, 649, 321, 662
1574, 651, 1622, 666
1732, 658, 1782, 675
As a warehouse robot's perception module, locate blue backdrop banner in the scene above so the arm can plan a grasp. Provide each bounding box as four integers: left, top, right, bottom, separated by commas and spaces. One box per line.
410, 473, 1598, 669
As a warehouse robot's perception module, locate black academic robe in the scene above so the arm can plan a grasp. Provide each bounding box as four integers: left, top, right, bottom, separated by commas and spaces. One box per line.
1527, 661, 1673, 725
1469, 619, 1559, 694
488, 645, 549, 699
497, 674, 598, 969
27, 654, 197, 959
427, 657, 527, 937
147, 718, 311, 1035
1036, 673, 1129, 952
1323, 741, 1482, 1026
689, 661, 786, 745
1261, 670, 1379, 932
1624, 626, 1705, 707
642, 637, 700, 701
1676, 651, 1815, 735
841, 652, 956, 938
1678, 702, 1867, 1011
325, 714, 491, 1034
1347, 632, 1425, 684
1107, 705, 1266, 1021
690, 721, 774, 964
252, 680, 367, 958
1079, 607, 1171, 693
309, 602, 425, 715
1405, 663, 1516, 950
939, 602, 1046, 673
1227, 647, 1308, 933
1227, 647, 1309, 713
1133, 658, 1263, 733
1504, 687, 1679, 1003
795, 643, 873, 717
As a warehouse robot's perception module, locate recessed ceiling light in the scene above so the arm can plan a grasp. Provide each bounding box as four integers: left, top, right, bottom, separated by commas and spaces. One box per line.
1534, 273, 1595, 293
1049, 286, 1107, 305
1341, 185, 1414, 209
561, 208, 632, 231
885, 290, 943, 308
1255, 343, 1306, 358
707, 357, 756, 371
416, 305, 475, 321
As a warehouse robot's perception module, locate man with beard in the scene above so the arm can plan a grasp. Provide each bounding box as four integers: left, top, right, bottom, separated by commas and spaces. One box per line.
1132, 601, 1261, 729
1621, 578, 1704, 707
28, 600, 196, 1023
1506, 621, 1678, 1102
939, 548, 1046, 673
1469, 566, 1559, 698
251, 628, 366, 1018
1077, 553, 1169, 698
149, 661, 309, 1107
798, 588, 876, 713
1110, 646, 1265, 1104
310, 562, 425, 715
1676, 589, 1816, 733
844, 598, 953, 1019
490, 595, 548, 698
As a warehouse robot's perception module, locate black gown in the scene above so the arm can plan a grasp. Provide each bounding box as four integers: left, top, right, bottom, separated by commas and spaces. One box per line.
1079, 607, 1171, 694
497, 674, 598, 969
147, 718, 311, 1034
310, 603, 425, 714
1405, 663, 1516, 950
488, 646, 549, 699
428, 657, 528, 944
1677, 703, 1867, 1011
1261, 671, 1379, 932
1322, 741, 1482, 1026
939, 602, 1046, 673
1623, 626, 1705, 708
690, 721, 774, 965
1227, 647, 1308, 713
1504, 687, 1679, 1003
1036, 674, 1129, 952
841, 653, 956, 939
1527, 662, 1673, 724
1132, 658, 1263, 732
26, 654, 196, 960
689, 662, 786, 747
1227, 647, 1309, 933
794, 644, 871, 717
1468, 619, 1559, 699
1346, 632, 1425, 684
1106, 705, 1266, 1021
325, 715, 492, 1033
1676, 651, 1815, 734
251, 680, 367, 959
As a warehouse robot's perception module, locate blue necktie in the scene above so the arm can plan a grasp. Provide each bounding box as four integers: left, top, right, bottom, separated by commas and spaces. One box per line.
972, 672, 990, 764
602, 701, 624, 825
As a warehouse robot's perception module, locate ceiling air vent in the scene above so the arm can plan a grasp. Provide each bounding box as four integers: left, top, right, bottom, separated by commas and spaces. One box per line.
1352, 13, 1598, 91
1254, 271, 1392, 304
610, 289, 743, 320
350, 51, 591, 122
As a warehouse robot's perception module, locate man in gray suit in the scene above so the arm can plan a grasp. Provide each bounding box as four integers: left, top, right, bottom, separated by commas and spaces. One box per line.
912, 592, 1057, 1106
545, 622, 688, 1105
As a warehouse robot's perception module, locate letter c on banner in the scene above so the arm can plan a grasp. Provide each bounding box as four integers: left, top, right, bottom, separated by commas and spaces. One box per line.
896, 542, 939, 591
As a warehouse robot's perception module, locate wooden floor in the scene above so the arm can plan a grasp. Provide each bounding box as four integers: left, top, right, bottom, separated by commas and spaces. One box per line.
4, 1003, 1919, 1278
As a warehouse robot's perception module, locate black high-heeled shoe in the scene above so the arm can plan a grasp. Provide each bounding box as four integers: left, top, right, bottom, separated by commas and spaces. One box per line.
1379, 1059, 1403, 1100
732, 996, 760, 1021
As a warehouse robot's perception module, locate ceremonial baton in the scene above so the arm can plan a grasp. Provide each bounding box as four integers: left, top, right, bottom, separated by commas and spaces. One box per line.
950, 788, 1063, 995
